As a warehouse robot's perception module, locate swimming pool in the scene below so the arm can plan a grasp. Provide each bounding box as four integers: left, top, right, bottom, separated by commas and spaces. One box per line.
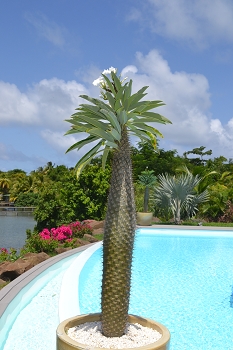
77, 229, 233, 350
1, 227, 233, 350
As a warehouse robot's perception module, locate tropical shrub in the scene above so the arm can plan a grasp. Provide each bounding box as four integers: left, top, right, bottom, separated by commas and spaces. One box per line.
34, 165, 110, 231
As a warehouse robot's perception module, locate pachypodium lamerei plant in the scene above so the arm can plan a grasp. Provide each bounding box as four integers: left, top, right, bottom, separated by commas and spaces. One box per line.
138, 168, 157, 212
65, 67, 171, 337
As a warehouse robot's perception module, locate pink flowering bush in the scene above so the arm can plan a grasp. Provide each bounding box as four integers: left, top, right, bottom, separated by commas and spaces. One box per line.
40, 225, 72, 242
22, 221, 94, 255
68, 220, 93, 238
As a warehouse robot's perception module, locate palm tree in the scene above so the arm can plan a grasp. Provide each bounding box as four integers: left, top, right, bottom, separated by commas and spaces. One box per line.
65, 68, 171, 337
153, 171, 209, 223
0, 177, 11, 202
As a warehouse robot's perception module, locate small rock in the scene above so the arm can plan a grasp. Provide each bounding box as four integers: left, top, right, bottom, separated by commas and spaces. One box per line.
83, 234, 99, 243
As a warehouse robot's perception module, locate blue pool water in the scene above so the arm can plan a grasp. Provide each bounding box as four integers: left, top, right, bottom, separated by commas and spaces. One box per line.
1, 228, 233, 350
79, 230, 233, 350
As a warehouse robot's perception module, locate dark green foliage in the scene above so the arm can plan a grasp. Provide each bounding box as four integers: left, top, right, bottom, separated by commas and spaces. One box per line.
218, 201, 233, 223
131, 141, 184, 179
34, 165, 111, 231
15, 192, 39, 207
183, 146, 212, 166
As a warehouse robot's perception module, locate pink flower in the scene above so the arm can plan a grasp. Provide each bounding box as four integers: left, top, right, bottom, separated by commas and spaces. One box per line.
1, 248, 8, 253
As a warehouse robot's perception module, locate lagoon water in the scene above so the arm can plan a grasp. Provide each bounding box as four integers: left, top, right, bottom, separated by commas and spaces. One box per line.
0, 216, 36, 250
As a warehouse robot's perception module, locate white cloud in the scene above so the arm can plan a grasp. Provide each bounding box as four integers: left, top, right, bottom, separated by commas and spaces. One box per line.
0, 82, 38, 124
25, 12, 67, 48
121, 65, 138, 76
129, 0, 233, 48
1, 55, 233, 171
40, 130, 78, 152
121, 49, 233, 158
29, 78, 88, 130
0, 78, 87, 129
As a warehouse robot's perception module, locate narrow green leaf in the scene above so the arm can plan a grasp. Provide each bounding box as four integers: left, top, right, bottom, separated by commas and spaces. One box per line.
109, 128, 121, 141
117, 110, 128, 125
128, 92, 148, 110
105, 92, 116, 109
115, 86, 125, 101
75, 141, 102, 178
132, 100, 165, 113
102, 146, 110, 169
114, 99, 122, 111
80, 94, 115, 114
88, 128, 115, 142
65, 135, 99, 153
131, 123, 164, 138
105, 141, 119, 149
79, 95, 101, 106
111, 72, 122, 91
100, 109, 121, 134
77, 115, 109, 130
102, 74, 116, 96
141, 112, 172, 124
128, 124, 152, 143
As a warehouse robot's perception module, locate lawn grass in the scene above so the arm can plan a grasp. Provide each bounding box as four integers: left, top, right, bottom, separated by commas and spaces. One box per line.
202, 222, 233, 227
151, 221, 233, 227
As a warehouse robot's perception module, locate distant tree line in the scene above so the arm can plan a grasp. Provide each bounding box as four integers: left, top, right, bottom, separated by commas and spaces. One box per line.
1, 143, 233, 229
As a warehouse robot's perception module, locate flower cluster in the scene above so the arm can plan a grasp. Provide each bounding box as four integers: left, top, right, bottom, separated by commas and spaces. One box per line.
39, 221, 93, 242
39, 225, 72, 242
68, 220, 93, 238
1, 248, 8, 254
93, 66, 117, 86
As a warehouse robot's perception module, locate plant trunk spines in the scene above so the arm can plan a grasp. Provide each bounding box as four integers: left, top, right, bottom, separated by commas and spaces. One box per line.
101, 128, 136, 337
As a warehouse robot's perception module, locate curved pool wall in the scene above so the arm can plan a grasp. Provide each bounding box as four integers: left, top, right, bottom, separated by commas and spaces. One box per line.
0, 244, 95, 349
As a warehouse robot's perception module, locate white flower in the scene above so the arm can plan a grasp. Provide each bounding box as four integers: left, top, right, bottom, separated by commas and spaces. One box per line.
102, 66, 117, 75
92, 76, 104, 86
92, 67, 117, 86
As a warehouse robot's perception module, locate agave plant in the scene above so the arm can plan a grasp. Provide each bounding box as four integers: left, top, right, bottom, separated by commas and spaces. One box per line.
65, 67, 171, 337
153, 171, 209, 223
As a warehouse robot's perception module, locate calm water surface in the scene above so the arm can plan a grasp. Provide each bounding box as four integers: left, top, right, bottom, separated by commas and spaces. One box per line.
0, 216, 36, 250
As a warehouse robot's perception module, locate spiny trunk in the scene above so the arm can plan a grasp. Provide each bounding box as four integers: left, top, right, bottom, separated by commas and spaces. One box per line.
101, 127, 136, 337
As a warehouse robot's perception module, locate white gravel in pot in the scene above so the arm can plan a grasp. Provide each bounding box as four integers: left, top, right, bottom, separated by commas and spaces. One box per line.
67, 321, 162, 349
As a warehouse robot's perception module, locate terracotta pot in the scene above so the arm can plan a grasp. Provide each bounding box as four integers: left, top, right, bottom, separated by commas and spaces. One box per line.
56, 313, 170, 350
137, 212, 153, 226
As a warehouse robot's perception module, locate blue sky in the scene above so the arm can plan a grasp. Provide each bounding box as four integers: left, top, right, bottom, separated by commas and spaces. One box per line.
1, 0, 233, 173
